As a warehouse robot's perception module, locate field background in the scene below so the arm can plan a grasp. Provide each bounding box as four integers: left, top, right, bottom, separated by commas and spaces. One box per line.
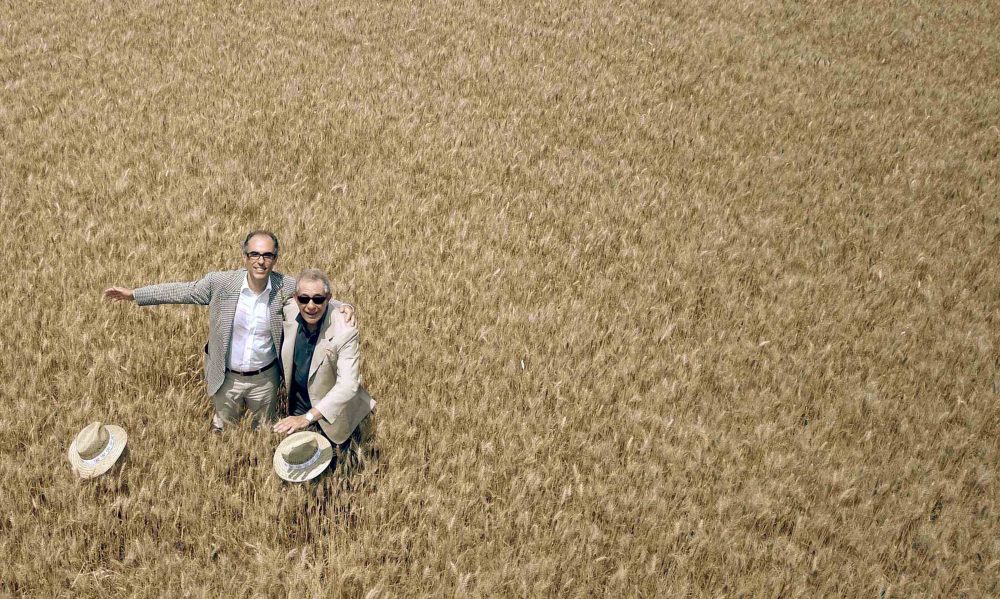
2, 0, 998, 596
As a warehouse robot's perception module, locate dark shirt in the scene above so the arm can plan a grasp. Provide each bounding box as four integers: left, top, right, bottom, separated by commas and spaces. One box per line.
288, 311, 326, 417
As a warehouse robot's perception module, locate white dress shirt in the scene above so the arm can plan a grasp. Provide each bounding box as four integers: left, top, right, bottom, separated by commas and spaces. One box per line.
228, 276, 276, 371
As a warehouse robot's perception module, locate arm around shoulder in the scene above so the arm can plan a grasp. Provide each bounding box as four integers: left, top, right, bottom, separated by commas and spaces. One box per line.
329, 299, 357, 328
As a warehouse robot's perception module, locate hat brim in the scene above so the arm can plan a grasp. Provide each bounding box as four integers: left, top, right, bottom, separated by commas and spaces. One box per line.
68, 425, 128, 479
273, 431, 333, 482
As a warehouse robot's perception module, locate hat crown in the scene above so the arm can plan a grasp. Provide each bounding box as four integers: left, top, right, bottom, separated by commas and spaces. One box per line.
282, 437, 318, 465
77, 422, 110, 460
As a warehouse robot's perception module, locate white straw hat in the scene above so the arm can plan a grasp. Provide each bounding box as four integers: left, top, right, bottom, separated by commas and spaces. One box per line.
68, 421, 128, 479
273, 431, 333, 482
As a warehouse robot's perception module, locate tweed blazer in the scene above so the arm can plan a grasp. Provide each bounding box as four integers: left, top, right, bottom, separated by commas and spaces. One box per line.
133, 269, 298, 396
281, 302, 376, 444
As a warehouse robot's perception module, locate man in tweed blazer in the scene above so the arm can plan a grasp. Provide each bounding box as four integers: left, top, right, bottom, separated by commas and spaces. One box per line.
104, 230, 355, 431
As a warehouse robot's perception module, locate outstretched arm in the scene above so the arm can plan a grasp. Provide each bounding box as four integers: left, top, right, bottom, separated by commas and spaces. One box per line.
108, 274, 214, 307
103, 287, 135, 302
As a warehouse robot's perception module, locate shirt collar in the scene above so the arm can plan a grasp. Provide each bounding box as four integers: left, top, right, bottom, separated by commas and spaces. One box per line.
295, 309, 327, 338
241, 272, 272, 295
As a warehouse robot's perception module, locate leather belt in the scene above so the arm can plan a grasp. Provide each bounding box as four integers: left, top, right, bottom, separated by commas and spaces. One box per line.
227, 360, 277, 377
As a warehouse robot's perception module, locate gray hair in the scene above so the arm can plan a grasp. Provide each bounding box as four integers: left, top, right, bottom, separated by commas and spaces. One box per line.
296, 268, 331, 295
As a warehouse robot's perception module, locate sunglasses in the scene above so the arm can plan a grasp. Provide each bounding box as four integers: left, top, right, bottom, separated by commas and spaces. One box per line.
296, 295, 329, 305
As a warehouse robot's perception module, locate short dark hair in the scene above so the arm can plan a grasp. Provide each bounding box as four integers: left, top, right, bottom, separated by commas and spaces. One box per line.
242, 230, 280, 258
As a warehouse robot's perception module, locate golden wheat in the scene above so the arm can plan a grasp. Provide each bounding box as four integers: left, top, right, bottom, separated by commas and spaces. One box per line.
1, 0, 998, 596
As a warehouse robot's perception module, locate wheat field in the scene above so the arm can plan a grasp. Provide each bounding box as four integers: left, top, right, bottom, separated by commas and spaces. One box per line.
1, 0, 998, 596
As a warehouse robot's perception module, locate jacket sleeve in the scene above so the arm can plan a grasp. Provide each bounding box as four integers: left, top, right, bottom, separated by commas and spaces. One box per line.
328, 299, 352, 311
133, 274, 213, 306
313, 326, 362, 422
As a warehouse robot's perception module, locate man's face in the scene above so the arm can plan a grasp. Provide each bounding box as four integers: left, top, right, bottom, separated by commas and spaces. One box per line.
295, 279, 330, 327
243, 234, 278, 286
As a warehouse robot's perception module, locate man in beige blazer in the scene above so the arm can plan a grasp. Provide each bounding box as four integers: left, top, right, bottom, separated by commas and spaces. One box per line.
272, 268, 375, 448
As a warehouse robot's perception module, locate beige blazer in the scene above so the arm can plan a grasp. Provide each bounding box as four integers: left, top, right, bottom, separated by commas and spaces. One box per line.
281, 302, 376, 444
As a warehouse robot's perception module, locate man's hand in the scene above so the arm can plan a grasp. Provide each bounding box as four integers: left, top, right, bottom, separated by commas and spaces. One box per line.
104, 287, 135, 302
273, 415, 310, 435
339, 304, 356, 327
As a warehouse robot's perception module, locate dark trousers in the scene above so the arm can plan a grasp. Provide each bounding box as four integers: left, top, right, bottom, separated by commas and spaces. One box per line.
309, 411, 376, 465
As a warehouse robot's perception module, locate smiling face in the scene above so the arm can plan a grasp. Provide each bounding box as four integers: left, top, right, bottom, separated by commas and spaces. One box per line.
243, 234, 278, 288
295, 278, 330, 328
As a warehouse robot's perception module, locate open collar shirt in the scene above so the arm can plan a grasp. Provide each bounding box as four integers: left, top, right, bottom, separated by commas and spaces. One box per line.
228, 276, 275, 371
288, 310, 327, 417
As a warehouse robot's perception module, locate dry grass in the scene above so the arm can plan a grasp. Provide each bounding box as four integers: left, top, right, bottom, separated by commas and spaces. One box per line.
2, 0, 999, 596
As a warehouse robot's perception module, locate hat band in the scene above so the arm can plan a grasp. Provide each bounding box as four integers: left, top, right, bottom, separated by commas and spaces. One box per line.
80, 437, 116, 465
286, 448, 322, 472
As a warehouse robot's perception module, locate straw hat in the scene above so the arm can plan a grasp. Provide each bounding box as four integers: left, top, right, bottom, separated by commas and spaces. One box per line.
273, 431, 333, 482
68, 421, 128, 479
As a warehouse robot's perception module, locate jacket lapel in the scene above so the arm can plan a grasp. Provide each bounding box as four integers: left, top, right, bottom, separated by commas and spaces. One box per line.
219, 270, 246, 354
282, 311, 299, 389
267, 272, 284, 351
